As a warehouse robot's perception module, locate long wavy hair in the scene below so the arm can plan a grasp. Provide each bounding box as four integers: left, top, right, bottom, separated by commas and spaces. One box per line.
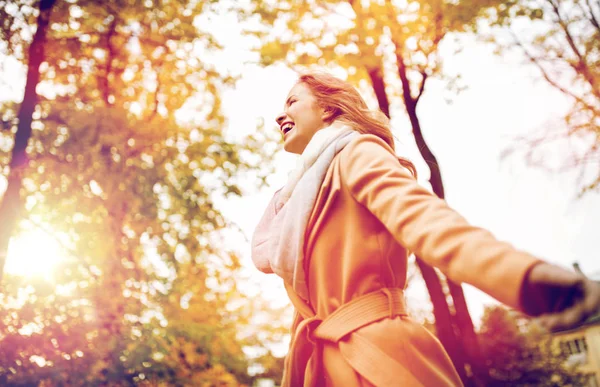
298, 72, 417, 177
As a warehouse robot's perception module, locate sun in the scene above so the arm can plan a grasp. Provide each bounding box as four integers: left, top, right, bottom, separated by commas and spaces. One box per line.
5, 228, 66, 279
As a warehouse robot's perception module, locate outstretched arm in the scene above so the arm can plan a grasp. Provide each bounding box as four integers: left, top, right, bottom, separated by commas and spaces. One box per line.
340, 134, 599, 329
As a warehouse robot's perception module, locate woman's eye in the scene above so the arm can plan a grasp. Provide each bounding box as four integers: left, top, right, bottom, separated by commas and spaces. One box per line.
289, 100, 296, 105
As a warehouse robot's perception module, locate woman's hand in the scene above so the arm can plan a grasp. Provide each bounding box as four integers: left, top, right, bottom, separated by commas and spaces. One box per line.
521, 262, 600, 332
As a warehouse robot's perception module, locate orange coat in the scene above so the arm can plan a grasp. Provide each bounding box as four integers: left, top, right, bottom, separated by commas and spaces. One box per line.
280, 134, 541, 386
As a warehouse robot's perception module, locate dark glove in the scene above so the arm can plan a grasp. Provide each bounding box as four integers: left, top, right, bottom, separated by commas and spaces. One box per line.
521, 262, 600, 331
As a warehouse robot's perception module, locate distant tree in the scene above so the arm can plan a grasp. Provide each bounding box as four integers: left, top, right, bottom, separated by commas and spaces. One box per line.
479, 305, 588, 386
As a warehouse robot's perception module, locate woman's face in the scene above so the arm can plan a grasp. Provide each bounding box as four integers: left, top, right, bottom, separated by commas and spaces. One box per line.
275, 82, 327, 154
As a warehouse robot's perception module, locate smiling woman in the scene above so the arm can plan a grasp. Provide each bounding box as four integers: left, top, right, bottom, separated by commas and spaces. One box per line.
5, 227, 66, 279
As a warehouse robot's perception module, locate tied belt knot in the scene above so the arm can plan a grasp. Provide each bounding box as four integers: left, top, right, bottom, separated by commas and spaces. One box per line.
284, 288, 423, 387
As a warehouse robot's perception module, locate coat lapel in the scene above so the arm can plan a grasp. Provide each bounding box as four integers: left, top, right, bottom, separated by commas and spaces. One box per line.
304, 157, 342, 271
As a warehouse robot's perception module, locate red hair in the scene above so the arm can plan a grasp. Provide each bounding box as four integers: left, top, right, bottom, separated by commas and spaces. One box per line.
298, 72, 417, 177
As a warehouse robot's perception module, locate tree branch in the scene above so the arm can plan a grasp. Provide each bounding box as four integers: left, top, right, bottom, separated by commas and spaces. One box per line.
510, 30, 600, 117
100, 18, 118, 106
584, 0, 600, 33
415, 71, 428, 105
547, 0, 600, 100
432, 1, 444, 48
366, 65, 390, 118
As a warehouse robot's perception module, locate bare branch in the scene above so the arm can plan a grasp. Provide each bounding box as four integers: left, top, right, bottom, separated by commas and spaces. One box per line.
584, 0, 600, 32
509, 30, 600, 116
415, 71, 428, 105
547, 0, 600, 100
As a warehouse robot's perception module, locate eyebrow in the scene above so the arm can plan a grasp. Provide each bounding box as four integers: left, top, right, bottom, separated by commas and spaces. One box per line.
285, 95, 296, 106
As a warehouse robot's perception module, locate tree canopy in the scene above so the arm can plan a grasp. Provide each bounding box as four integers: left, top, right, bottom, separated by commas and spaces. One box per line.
0, 1, 281, 385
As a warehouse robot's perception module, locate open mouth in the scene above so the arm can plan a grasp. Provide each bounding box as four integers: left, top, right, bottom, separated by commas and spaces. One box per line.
281, 122, 295, 135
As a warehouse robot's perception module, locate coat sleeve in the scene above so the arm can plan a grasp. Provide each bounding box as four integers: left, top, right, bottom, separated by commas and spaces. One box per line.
339, 134, 541, 311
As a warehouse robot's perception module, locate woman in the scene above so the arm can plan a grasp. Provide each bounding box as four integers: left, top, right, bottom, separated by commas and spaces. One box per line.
251, 72, 600, 386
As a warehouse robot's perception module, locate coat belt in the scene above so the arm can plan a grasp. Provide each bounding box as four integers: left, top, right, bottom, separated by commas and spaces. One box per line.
284, 288, 426, 386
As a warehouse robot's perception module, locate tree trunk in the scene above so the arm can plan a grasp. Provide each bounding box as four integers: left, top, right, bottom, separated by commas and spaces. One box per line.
368, 60, 469, 382
366, 66, 390, 118
0, 0, 57, 282
100, 18, 117, 106
395, 51, 487, 385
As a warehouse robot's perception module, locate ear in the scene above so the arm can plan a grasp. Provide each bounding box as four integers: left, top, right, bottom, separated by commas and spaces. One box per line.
321, 106, 336, 122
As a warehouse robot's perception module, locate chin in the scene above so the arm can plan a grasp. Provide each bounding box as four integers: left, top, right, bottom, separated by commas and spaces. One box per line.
283, 139, 302, 154
283, 145, 301, 155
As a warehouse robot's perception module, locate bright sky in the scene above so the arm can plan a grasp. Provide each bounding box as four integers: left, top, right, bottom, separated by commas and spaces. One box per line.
218, 34, 600, 328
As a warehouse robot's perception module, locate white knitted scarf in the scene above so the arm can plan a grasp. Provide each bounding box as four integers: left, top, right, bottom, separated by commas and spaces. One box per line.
251, 121, 359, 301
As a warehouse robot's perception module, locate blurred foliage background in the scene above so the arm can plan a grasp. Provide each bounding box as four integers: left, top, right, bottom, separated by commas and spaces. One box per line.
0, 0, 598, 386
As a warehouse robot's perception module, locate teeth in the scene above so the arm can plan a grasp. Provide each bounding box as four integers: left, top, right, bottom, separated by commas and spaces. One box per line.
283, 123, 294, 133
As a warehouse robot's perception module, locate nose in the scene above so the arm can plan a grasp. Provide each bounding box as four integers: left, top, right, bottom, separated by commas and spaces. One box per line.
275, 112, 287, 127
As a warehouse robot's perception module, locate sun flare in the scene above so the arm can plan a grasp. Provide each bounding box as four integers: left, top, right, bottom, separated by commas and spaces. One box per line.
5, 228, 66, 279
